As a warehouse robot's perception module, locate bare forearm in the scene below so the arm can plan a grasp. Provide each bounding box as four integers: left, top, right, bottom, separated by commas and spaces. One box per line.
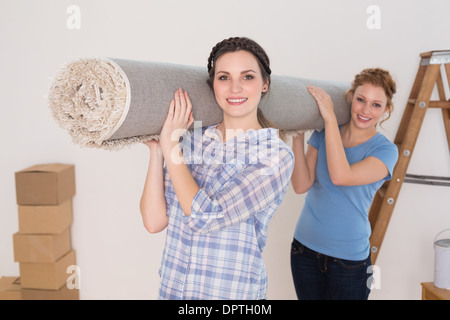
323, 116, 351, 185
156, 88, 197, 215
291, 135, 314, 193
162, 142, 199, 216
140, 146, 168, 233
307, 85, 350, 186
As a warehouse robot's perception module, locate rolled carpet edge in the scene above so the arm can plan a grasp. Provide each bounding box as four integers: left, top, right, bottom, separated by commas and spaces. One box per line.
48, 57, 130, 149
48, 57, 350, 150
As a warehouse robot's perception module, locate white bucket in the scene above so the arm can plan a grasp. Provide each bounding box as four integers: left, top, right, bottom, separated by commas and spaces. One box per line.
434, 229, 450, 290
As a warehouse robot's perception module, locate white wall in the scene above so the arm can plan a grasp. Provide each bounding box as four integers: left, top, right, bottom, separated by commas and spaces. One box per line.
1, 0, 449, 300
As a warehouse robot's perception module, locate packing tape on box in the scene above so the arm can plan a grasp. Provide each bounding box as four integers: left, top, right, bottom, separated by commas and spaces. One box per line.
48, 58, 351, 150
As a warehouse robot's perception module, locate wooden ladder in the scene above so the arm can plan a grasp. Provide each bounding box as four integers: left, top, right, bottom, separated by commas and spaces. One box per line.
368, 50, 450, 264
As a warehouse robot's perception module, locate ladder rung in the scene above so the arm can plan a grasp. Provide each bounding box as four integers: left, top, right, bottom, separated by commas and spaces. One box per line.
407, 99, 450, 109
404, 174, 450, 187
429, 101, 450, 109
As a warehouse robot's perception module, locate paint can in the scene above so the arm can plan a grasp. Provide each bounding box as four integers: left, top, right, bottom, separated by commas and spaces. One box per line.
434, 229, 450, 289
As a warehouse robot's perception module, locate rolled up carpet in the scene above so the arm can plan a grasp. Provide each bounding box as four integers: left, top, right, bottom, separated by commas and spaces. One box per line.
48, 58, 350, 150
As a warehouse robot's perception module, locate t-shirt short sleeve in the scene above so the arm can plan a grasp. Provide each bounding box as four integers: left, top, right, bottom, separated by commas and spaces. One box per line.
368, 139, 398, 181
307, 130, 324, 150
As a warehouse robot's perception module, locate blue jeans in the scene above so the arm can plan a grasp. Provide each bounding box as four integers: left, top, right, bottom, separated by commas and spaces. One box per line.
290, 238, 372, 300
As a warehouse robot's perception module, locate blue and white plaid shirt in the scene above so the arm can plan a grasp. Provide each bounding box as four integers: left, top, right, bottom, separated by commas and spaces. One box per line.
158, 124, 294, 300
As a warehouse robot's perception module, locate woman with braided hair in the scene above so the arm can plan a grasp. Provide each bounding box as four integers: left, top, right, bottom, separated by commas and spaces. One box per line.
140, 37, 294, 299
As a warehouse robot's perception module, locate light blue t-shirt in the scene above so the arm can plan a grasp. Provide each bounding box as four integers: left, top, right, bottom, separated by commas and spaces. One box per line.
293, 129, 398, 261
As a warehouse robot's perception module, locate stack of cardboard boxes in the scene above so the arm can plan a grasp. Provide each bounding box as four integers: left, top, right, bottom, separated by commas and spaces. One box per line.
0, 163, 79, 300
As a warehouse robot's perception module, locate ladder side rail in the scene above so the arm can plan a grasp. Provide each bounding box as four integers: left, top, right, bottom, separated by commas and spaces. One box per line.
369, 63, 441, 263
394, 62, 428, 145
368, 58, 428, 230
442, 64, 450, 151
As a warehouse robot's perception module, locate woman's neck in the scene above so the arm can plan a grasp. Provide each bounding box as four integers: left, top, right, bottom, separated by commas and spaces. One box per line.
340, 122, 378, 148
216, 116, 262, 142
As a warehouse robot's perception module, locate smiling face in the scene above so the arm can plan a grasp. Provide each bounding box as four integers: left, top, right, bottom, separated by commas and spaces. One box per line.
212, 50, 269, 127
350, 83, 388, 130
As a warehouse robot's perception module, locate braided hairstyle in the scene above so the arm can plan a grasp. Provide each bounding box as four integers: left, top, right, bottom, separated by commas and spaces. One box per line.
207, 37, 272, 91
207, 37, 281, 136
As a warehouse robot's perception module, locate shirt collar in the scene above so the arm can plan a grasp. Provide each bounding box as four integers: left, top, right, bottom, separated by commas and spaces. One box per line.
204, 123, 279, 144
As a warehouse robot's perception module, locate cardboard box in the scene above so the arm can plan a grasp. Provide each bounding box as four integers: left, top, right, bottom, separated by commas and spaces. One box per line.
0, 277, 80, 300
19, 250, 76, 290
15, 164, 75, 205
18, 199, 73, 234
21, 285, 80, 300
0, 277, 22, 300
13, 228, 71, 263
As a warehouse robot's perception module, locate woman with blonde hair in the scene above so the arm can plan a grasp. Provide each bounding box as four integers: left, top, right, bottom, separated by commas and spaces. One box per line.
290, 68, 399, 300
